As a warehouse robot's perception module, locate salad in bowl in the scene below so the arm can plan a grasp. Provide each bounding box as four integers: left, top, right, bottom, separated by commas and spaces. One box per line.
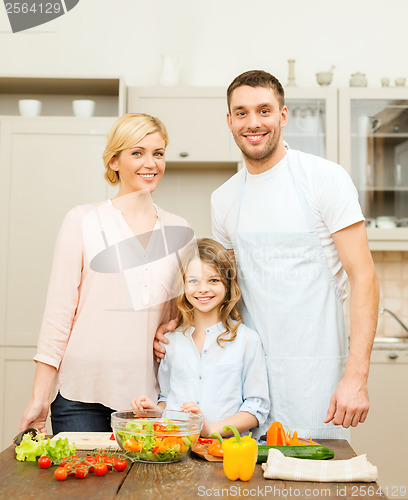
111, 409, 202, 463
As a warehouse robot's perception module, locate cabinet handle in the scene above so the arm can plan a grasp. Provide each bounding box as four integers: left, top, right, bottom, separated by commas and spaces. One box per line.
388, 353, 398, 360
179, 152, 189, 158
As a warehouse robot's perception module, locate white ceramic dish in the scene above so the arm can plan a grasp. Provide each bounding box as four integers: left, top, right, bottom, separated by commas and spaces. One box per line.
72, 99, 95, 118
18, 99, 42, 117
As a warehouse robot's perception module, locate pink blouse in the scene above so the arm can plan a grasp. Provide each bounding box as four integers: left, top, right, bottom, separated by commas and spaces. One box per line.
34, 200, 191, 410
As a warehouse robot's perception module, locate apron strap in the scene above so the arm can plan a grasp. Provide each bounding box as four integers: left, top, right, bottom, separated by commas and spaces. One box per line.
286, 150, 317, 233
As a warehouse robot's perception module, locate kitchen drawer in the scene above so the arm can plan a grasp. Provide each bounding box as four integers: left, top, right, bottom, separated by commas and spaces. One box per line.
370, 348, 408, 363
351, 349, 408, 490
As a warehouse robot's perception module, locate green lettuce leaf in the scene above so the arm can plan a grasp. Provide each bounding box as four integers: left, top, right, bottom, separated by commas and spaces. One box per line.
15, 433, 76, 463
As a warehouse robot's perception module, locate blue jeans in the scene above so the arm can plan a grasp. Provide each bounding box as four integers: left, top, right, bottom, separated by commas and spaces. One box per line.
50, 392, 115, 434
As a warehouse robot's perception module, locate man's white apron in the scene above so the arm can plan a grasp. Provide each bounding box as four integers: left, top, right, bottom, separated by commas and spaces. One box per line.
232, 149, 349, 439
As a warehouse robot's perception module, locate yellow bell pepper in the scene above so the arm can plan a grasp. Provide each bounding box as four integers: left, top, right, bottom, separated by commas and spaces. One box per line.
216, 426, 257, 481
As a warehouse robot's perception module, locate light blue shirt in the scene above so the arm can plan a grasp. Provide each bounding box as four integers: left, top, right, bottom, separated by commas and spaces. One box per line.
158, 322, 270, 436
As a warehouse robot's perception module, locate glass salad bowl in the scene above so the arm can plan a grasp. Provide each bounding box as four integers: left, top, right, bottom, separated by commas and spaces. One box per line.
111, 409, 202, 463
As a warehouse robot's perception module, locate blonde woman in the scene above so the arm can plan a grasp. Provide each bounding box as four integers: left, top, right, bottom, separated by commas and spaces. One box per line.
131, 238, 270, 438
20, 113, 192, 433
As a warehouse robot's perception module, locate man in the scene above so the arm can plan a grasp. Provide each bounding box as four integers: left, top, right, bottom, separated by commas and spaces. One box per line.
155, 70, 379, 439
210, 70, 379, 439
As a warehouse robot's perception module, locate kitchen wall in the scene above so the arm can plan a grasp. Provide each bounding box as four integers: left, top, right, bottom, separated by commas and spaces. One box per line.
0, 0, 407, 89
344, 251, 408, 338
373, 251, 408, 337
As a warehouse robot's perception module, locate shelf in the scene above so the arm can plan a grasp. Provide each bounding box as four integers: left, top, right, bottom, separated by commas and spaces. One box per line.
366, 228, 408, 251
359, 187, 408, 191
351, 133, 408, 138
283, 133, 325, 138
0, 76, 122, 95
0, 76, 126, 117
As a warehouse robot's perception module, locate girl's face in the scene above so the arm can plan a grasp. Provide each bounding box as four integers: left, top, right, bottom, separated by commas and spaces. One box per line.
109, 132, 166, 195
184, 258, 226, 315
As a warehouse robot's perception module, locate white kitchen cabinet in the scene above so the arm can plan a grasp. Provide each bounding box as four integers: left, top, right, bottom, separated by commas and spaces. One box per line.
339, 88, 408, 250
127, 87, 241, 163
0, 347, 52, 451
284, 87, 338, 163
350, 346, 408, 490
0, 117, 115, 348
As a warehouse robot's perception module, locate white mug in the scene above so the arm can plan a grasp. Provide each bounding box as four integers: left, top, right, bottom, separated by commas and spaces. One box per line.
72, 99, 95, 118
18, 99, 42, 117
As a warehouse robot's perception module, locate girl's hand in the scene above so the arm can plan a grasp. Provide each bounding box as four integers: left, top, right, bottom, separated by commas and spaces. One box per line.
131, 395, 158, 411
180, 402, 213, 437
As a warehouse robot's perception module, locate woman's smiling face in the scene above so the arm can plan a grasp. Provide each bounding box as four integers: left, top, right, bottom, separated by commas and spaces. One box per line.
109, 132, 166, 195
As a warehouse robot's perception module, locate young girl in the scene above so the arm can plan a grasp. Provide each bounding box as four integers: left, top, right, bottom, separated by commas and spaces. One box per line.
131, 238, 270, 438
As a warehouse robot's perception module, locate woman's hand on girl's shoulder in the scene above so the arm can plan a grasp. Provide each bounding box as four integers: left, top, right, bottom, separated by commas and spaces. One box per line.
153, 319, 177, 362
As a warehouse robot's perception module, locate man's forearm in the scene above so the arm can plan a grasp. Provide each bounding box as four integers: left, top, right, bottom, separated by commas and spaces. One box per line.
345, 269, 379, 380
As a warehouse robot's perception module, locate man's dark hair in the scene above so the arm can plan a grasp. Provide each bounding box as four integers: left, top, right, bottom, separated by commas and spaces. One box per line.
227, 70, 285, 111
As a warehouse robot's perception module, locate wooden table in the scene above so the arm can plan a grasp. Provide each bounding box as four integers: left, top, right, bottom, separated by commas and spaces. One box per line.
0, 439, 387, 499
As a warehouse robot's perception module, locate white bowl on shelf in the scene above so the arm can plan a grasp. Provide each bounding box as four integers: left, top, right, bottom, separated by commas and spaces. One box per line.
72, 99, 95, 118
18, 99, 42, 117
375, 216, 397, 229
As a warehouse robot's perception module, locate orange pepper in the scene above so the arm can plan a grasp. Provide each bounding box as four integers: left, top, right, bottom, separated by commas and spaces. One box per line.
208, 441, 223, 457
266, 421, 286, 446
285, 430, 306, 446
124, 437, 142, 452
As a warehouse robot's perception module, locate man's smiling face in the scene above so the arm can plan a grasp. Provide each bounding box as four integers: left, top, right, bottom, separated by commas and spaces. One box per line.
227, 85, 288, 170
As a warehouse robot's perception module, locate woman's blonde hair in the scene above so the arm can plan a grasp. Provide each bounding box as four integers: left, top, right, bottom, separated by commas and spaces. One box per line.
102, 113, 169, 185
176, 238, 242, 346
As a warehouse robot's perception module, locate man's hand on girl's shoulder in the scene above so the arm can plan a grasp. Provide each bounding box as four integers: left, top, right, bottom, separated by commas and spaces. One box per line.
153, 319, 177, 362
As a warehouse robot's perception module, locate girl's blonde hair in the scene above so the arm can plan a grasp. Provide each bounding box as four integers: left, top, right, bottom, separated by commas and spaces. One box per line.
102, 113, 169, 185
176, 238, 242, 346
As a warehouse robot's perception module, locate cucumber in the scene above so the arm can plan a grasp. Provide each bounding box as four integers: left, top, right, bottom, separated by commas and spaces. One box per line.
257, 445, 334, 463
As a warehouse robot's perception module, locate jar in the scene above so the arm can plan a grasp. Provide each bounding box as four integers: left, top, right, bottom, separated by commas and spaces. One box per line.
349, 72, 368, 87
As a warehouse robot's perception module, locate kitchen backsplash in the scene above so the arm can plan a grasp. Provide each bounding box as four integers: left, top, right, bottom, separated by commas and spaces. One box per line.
344, 251, 408, 338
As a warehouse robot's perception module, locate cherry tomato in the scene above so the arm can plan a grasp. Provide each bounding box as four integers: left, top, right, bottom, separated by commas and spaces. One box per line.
54, 467, 68, 481
94, 463, 108, 476
84, 456, 96, 472
38, 456, 51, 469
62, 463, 76, 476
60, 455, 79, 467
113, 458, 127, 472
75, 467, 89, 479
109, 433, 115, 440
102, 455, 114, 470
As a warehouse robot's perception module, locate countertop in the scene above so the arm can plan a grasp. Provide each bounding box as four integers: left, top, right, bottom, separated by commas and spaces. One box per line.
372, 337, 408, 350
0, 439, 386, 499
